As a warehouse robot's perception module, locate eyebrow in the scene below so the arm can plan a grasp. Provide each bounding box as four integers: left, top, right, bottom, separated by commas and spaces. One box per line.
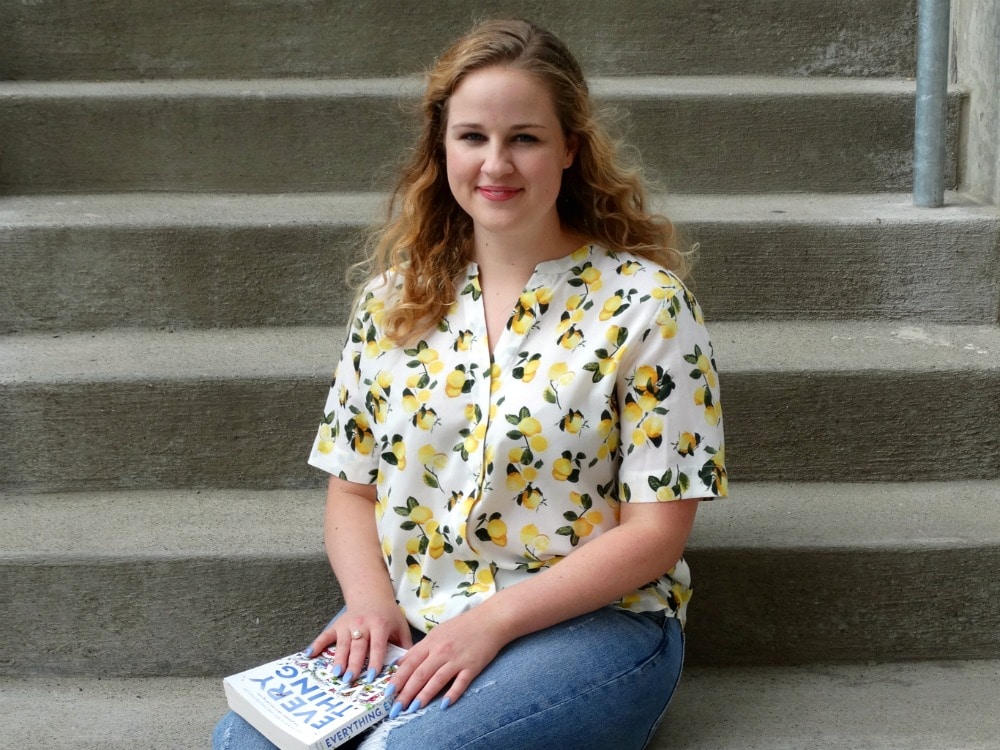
449, 122, 548, 131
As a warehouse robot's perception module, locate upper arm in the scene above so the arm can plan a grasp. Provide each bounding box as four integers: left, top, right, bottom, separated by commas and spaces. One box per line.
326, 475, 377, 504
618, 498, 701, 570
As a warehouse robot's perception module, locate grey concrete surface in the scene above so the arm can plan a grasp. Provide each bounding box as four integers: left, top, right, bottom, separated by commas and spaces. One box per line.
660, 660, 1000, 749
953, 0, 1000, 204
2, 483, 998, 674
0, 78, 962, 194
3, 661, 998, 749
2, 192, 997, 333
0, 0, 918, 81
1, 322, 998, 492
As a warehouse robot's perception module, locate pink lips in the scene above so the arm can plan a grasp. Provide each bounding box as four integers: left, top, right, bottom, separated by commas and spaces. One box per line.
477, 186, 522, 201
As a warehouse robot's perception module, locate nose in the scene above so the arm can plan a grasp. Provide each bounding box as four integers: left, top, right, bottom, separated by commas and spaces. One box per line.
481, 143, 513, 177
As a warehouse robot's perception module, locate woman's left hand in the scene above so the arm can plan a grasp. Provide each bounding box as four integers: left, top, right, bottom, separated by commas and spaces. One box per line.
386, 605, 510, 714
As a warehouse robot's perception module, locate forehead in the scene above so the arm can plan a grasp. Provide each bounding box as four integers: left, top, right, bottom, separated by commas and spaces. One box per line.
446, 66, 559, 124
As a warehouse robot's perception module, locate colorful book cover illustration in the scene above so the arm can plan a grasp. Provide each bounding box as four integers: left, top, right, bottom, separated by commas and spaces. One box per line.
223, 643, 407, 750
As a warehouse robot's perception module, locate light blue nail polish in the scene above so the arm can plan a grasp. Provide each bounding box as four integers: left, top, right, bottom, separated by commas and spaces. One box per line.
388, 701, 404, 720
332, 664, 343, 678
342, 670, 354, 683
384, 684, 396, 700
405, 699, 422, 714
303, 646, 313, 658
440, 697, 452, 711
363, 667, 377, 684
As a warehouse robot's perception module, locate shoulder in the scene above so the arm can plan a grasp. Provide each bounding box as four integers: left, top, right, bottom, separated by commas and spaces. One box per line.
585, 245, 704, 326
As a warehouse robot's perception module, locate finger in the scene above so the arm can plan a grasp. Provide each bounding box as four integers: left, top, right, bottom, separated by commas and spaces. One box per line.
393, 650, 448, 710
384, 647, 426, 709
440, 669, 476, 708
410, 664, 460, 713
364, 624, 392, 684
343, 626, 373, 683
305, 615, 340, 658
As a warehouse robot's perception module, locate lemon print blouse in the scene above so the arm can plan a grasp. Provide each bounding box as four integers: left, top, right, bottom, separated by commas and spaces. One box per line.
309, 244, 727, 633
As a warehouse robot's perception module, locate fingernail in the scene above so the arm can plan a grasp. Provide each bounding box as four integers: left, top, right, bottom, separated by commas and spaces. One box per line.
332, 664, 343, 678
388, 701, 404, 720
342, 670, 354, 683
405, 698, 422, 714
363, 667, 377, 684
440, 697, 452, 711
384, 684, 396, 700
303, 646, 313, 658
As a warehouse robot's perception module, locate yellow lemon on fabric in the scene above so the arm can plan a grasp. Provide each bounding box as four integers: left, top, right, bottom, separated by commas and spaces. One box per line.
677, 432, 698, 456
463, 434, 479, 455
656, 485, 676, 502
428, 532, 446, 559
487, 518, 508, 546
409, 505, 433, 525
599, 295, 623, 321
445, 369, 466, 397
519, 487, 543, 510
580, 266, 601, 286
521, 358, 540, 382
643, 416, 664, 440
506, 471, 527, 492
552, 457, 574, 482
518, 416, 542, 437
520, 524, 540, 545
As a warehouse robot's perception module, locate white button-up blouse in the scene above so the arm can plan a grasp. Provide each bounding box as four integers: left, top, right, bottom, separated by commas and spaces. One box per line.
309, 244, 727, 633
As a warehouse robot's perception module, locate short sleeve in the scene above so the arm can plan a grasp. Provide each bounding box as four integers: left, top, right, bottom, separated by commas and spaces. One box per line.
307, 292, 381, 485
616, 273, 727, 502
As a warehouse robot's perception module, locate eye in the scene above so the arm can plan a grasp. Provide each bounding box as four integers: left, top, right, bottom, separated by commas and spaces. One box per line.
458, 132, 486, 142
513, 133, 539, 143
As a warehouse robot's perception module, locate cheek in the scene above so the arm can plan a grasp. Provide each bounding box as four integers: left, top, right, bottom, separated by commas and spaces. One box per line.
445, 146, 475, 188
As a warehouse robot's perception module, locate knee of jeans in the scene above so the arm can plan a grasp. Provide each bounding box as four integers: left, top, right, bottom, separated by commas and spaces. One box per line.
212, 714, 232, 750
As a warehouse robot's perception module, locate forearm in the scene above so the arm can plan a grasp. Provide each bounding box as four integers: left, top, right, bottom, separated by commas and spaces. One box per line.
478, 499, 699, 642
323, 477, 396, 609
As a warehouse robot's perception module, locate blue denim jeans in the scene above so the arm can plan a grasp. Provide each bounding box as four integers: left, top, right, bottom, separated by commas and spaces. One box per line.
213, 606, 683, 750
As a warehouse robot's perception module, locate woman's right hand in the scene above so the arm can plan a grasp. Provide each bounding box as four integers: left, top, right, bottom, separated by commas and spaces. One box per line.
307, 599, 414, 685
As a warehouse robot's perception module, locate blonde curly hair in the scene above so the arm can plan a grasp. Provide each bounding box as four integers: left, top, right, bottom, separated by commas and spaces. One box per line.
362, 18, 687, 344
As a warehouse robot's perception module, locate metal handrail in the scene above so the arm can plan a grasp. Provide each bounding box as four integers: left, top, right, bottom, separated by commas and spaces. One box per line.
914, 0, 951, 207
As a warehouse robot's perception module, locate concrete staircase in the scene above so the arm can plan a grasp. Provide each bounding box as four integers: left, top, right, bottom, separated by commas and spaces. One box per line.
2, 1, 999, 748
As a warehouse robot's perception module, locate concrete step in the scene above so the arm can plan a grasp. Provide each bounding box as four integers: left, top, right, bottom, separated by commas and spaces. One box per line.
2, 192, 997, 334
2, 322, 998, 493
1, 482, 998, 674
3, 661, 999, 749
0, 0, 918, 81
0, 77, 961, 195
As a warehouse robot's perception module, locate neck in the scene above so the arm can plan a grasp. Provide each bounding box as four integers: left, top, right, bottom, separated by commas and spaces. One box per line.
471, 223, 582, 283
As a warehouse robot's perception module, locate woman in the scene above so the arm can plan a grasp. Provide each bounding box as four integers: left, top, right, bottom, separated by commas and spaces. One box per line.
215, 18, 726, 750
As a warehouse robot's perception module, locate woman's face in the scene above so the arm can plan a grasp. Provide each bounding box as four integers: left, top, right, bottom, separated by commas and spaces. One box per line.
444, 66, 576, 245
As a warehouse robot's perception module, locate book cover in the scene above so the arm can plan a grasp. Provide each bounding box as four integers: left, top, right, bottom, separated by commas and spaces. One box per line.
223, 643, 407, 750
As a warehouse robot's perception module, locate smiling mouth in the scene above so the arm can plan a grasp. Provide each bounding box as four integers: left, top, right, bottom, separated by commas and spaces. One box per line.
477, 187, 522, 201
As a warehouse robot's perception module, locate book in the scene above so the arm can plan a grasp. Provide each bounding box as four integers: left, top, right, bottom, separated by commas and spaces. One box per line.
223, 643, 407, 750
